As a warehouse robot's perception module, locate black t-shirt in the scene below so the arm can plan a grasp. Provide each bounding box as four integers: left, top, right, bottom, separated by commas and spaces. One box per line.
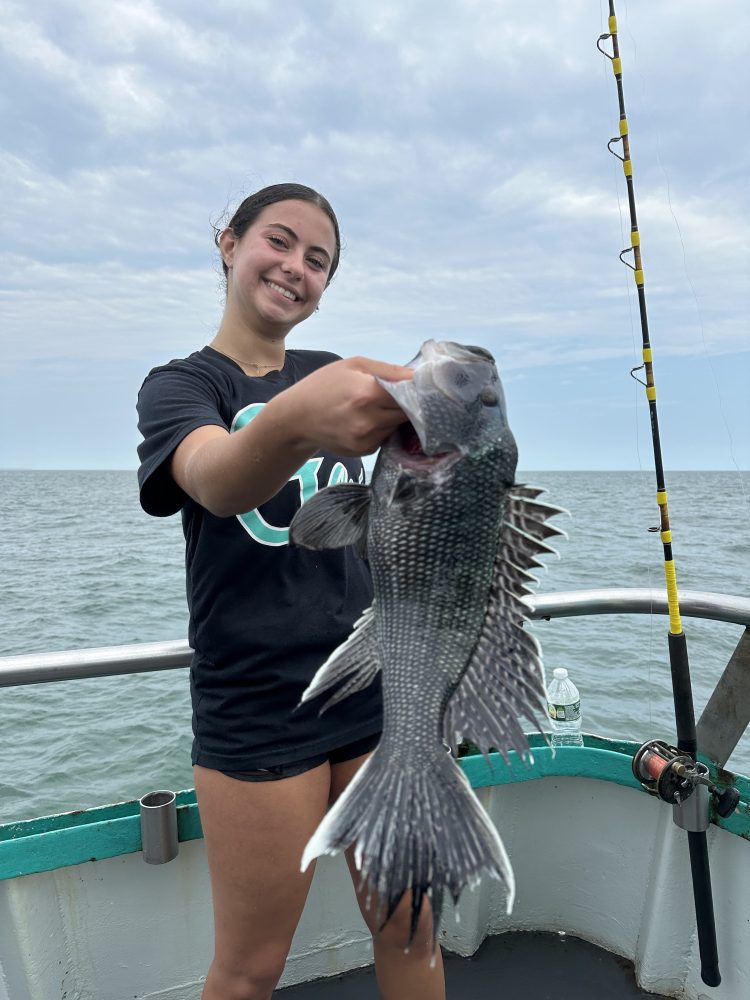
136, 346, 381, 770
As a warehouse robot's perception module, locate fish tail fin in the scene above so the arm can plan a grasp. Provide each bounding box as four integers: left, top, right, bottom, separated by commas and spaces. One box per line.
301, 747, 513, 944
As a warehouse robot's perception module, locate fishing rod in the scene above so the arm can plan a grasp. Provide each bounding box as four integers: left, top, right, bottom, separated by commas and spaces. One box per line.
597, 3, 730, 989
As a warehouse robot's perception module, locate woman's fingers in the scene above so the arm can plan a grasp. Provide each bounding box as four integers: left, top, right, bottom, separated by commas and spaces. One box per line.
281, 356, 412, 456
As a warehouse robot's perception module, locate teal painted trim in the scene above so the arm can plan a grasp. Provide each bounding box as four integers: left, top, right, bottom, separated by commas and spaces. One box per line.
0, 790, 203, 881
458, 742, 643, 792
0, 738, 747, 881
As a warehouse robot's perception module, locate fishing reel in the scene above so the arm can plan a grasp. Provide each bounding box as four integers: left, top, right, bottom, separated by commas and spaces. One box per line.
633, 740, 740, 820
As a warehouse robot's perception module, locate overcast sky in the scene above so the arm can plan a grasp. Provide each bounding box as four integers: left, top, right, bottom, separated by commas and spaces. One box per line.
1, 0, 747, 471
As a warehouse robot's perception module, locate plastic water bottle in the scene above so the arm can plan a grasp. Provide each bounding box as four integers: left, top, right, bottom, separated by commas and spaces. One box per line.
546, 667, 584, 748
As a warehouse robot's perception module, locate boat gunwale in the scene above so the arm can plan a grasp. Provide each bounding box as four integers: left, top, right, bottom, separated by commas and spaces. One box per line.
1, 737, 747, 882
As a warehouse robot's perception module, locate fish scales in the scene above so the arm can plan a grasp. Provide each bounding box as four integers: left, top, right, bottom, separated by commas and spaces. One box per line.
289, 340, 566, 945
370, 448, 511, 756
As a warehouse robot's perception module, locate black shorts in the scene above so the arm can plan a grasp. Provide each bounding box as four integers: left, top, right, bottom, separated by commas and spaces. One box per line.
219, 731, 381, 783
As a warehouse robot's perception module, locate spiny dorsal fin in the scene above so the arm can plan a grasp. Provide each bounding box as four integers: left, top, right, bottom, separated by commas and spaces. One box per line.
444, 485, 568, 757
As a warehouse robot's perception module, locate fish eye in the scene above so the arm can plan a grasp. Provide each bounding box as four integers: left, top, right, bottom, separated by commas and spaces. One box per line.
480, 386, 499, 407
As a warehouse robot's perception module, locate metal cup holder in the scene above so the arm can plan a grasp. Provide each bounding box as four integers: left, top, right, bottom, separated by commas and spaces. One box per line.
139, 790, 178, 864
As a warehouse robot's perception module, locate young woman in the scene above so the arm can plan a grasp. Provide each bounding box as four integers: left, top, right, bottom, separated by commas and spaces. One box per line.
136, 183, 446, 1000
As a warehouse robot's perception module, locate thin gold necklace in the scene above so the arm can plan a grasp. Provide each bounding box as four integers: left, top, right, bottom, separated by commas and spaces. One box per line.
212, 346, 284, 373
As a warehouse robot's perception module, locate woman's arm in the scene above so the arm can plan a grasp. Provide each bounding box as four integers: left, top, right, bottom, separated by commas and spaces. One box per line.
171, 356, 411, 517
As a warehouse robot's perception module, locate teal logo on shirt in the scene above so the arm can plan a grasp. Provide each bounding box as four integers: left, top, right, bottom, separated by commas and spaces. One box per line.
231, 402, 357, 547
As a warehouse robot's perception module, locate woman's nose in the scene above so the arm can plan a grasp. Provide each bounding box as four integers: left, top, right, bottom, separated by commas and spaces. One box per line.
281, 250, 304, 279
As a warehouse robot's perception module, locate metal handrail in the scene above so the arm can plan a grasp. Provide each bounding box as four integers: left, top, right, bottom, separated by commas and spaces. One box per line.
530, 588, 750, 627
0, 639, 190, 687
1, 588, 748, 688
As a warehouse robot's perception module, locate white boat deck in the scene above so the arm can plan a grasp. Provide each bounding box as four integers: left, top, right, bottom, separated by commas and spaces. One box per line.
278, 931, 672, 997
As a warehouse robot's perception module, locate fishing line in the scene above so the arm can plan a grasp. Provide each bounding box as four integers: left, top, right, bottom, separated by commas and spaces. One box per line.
615, 3, 648, 473
659, 177, 749, 514
598, 4, 722, 987
600, 0, 656, 730
621, 0, 748, 514
600, 0, 641, 383
617, 1, 748, 744
620, 25, 750, 775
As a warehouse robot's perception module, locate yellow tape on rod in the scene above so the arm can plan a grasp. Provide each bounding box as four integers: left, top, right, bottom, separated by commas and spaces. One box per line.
664, 560, 683, 633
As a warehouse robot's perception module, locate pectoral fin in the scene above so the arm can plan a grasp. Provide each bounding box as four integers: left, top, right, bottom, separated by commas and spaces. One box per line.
444, 486, 568, 759
289, 483, 371, 555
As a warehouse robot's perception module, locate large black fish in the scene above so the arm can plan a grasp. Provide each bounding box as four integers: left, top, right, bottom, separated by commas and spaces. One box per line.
290, 340, 565, 941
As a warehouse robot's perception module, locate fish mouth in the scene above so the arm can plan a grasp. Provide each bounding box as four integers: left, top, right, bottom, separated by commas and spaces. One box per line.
389, 421, 460, 468
378, 340, 504, 458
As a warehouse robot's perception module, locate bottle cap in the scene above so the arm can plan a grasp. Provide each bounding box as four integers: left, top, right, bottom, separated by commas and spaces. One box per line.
553, 667, 569, 680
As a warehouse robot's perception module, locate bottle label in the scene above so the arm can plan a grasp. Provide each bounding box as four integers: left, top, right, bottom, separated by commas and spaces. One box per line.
548, 701, 581, 723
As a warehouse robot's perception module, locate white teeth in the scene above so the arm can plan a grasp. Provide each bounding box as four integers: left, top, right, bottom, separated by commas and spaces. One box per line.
266, 280, 297, 301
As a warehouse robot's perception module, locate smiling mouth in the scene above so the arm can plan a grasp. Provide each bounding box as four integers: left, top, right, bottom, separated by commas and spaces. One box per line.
264, 279, 299, 302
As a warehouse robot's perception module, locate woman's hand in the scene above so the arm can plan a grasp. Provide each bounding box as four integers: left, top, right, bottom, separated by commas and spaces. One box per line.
171, 356, 412, 517
276, 356, 412, 457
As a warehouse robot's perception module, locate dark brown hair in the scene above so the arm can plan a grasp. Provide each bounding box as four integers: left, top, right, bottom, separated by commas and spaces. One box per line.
215, 183, 341, 284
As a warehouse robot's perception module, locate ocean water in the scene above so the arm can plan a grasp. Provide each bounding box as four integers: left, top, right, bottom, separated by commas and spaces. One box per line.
1, 469, 748, 823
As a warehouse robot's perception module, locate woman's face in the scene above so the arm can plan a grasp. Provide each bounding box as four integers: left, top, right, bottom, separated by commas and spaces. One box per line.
221, 199, 337, 335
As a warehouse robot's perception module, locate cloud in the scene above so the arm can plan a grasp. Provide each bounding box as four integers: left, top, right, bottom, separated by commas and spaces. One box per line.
0, 0, 747, 468
0, 251, 218, 373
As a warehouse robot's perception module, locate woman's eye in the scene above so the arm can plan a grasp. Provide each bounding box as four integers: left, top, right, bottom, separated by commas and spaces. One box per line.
267, 235, 287, 248
307, 256, 326, 271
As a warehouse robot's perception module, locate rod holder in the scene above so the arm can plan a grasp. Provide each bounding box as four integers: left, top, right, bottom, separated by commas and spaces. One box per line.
673, 765, 710, 833
140, 790, 178, 864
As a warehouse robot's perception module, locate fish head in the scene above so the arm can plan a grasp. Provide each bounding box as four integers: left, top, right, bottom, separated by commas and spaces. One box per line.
378, 340, 514, 475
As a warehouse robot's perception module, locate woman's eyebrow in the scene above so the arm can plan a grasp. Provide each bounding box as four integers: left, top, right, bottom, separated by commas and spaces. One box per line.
265, 223, 332, 261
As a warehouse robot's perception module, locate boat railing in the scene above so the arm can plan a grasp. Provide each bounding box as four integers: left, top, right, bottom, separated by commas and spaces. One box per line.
1, 587, 749, 768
